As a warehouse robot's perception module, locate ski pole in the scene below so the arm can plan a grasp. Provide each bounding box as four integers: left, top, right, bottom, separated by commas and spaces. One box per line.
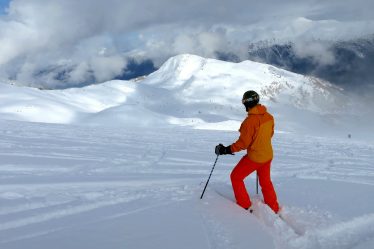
256, 172, 259, 195
200, 155, 219, 199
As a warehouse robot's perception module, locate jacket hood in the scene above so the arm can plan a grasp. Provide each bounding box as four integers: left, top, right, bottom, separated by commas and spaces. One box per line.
248, 104, 267, 115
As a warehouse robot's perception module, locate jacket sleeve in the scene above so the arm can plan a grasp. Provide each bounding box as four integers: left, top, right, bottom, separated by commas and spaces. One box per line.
230, 118, 255, 153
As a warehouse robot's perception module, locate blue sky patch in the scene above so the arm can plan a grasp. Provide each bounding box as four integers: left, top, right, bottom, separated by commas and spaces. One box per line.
0, 0, 10, 15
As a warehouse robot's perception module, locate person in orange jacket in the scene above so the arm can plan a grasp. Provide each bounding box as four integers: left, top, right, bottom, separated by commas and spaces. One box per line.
215, 90, 279, 213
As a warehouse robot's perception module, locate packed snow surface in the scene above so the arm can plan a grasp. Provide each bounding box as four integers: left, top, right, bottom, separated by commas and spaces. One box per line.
0, 54, 373, 248
0, 121, 373, 249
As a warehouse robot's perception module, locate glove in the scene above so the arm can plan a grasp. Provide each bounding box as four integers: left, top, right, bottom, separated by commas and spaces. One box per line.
215, 144, 233, 155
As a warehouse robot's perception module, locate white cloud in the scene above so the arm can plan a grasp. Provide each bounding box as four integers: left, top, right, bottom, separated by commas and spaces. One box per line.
0, 0, 373, 88
90, 55, 127, 82
293, 40, 336, 65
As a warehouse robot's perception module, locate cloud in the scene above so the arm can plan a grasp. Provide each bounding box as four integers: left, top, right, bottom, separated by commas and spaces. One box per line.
293, 39, 336, 66
0, 0, 373, 88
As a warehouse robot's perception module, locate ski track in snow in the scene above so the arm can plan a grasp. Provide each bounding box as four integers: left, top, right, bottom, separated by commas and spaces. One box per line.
285, 213, 374, 249
0, 120, 374, 248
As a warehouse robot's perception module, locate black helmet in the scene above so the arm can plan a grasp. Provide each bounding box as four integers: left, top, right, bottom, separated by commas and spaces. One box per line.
242, 90, 259, 110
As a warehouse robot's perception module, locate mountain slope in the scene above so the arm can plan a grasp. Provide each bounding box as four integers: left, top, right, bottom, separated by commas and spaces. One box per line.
143, 54, 347, 113
248, 36, 374, 94
0, 54, 367, 136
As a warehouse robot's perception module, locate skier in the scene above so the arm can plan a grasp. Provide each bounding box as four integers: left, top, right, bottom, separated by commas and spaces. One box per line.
215, 90, 279, 213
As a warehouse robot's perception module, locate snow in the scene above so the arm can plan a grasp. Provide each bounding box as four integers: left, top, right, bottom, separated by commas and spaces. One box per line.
0, 54, 374, 249
1, 54, 367, 134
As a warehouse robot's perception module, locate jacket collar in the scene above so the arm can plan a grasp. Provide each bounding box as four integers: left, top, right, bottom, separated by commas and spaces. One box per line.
248, 104, 266, 115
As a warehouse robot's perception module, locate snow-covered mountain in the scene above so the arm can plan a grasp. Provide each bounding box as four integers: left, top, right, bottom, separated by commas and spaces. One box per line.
1, 54, 366, 136
1, 54, 374, 249
248, 36, 374, 93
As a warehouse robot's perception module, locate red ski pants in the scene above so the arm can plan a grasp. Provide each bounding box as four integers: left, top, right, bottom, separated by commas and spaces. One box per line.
230, 156, 279, 213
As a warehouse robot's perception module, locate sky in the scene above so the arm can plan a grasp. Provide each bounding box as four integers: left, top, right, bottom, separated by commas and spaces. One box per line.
0, 0, 9, 14
0, 0, 374, 88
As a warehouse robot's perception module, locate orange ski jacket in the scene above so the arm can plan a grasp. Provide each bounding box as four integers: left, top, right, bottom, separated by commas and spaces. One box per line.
230, 104, 274, 163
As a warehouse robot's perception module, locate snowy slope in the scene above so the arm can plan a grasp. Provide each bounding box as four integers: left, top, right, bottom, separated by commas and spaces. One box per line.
0, 120, 373, 249
1, 54, 365, 136
144, 54, 347, 114
0, 81, 136, 124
